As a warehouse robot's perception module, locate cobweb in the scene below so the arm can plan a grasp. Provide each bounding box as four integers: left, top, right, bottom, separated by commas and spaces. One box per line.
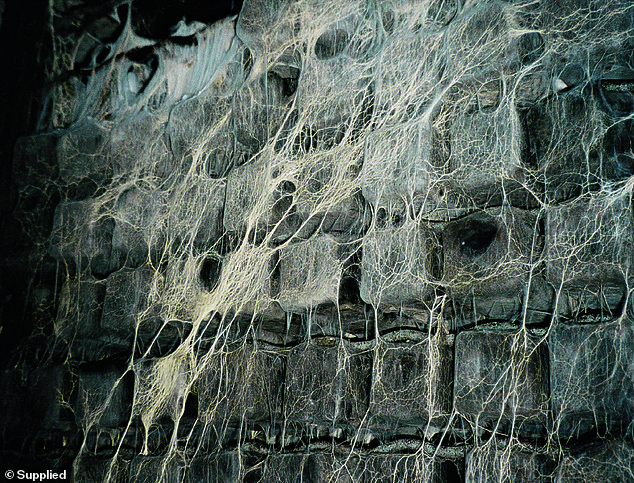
39, 0, 634, 481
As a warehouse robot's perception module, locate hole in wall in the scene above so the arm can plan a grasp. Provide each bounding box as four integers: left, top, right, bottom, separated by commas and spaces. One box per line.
340, 248, 362, 305
381, 10, 395, 34
430, 241, 444, 281
131, 0, 244, 39
454, 214, 498, 257
517, 31, 544, 65
339, 276, 361, 305
200, 257, 222, 291
376, 206, 388, 228
267, 70, 298, 98
182, 390, 198, 419
270, 249, 281, 298
94, 45, 111, 64
314, 29, 349, 60
116, 4, 129, 26
243, 47, 253, 78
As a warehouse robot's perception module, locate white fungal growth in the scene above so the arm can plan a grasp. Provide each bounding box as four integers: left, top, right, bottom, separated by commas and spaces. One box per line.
46, 0, 634, 481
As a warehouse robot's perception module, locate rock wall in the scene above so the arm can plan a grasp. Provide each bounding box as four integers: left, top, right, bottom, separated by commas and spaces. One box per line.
2, 0, 634, 481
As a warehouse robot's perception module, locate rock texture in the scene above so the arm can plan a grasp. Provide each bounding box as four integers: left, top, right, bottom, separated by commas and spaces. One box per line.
2, 0, 634, 481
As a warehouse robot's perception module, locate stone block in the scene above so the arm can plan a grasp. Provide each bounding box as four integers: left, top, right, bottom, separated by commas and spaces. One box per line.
56, 118, 110, 183
445, 93, 535, 208
111, 186, 168, 268
442, 208, 549, 325
374, 25, 442, 122
1, 364, 76, 435
361, 121, 444, 215
222, 158, 301, 243
74, 363, 133, 430
236, 0, 295, 56
48, 199, 113, 275
454, 330, 548, 429
73, 455, 129, 483
214, 245, 278, 315
7, 182, 60, 249
225, 152, 365, 244
129, 455, 185, 483
27, 284, 57, 331
134, 354, 193, 426
168, 89, 235, 178
438, 3, 548, 203
167, 176, 225, 250
369, 336, 453, 424
363, 454, 462, 483
556, 440, 634, 482
288, 150, 368, 238
545, 191, 633, 318
465, 446, 554, 483
30, 365, 75, 431
101, 266, 162, 339
110, 111, 173, 178
0, 368, 27, 438
549, 319, 634, 437
186, 452, 242, 483
442, 1, 514, 79
12, 133, 58, 188
285, 338, 371, 425
232, 66, 294, 162
527, 90, 601, 202
199, 344, 285, 424
223, 158, 270, 239
360, 219, 440, 308
261, 453, 360, 483
523, 66, 634, 202
278, 235, 344, 312
55, 277, 105, 340
296, 1, 376, 133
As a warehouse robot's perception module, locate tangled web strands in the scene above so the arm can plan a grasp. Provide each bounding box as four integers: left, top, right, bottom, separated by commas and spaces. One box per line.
36, 0, 634, 481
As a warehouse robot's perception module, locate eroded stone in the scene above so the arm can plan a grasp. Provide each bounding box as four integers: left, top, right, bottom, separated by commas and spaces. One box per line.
285, 338, 371, 424
454, 330, 549, 431
550, 319, 634, 438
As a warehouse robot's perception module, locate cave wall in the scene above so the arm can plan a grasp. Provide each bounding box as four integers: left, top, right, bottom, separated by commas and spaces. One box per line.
1, 0, 634, 481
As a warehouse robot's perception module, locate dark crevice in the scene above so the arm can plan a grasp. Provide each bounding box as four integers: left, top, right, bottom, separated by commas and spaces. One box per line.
267, 70, 299, 98
455, 215, 498, 257
270, 250, 281, 299
339, 274, 361, 306
94, 45, 111, 64
200, 257, 222, 291
243, 47, 253, 78
131, 0, 244, 40
430, 233, 444, 281
517, 31, 544, 65
314, 29, 349, 60
126, 45, 156, 64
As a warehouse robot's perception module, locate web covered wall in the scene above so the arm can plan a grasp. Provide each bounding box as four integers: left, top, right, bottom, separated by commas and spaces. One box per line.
2, 0, 634, 481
